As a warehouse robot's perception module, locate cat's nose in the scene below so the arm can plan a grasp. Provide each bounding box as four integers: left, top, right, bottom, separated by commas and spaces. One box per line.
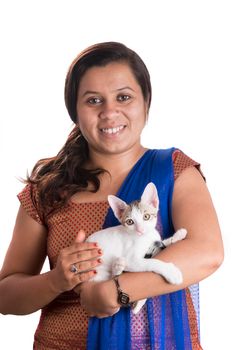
136, 225, 145, 235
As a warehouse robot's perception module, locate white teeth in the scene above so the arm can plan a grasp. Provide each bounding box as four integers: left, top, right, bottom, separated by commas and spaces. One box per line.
101, 125, 124, 134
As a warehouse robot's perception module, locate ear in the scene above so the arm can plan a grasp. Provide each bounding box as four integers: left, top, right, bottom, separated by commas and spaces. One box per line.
108, 195, 128, 221
141, 182, 159, 209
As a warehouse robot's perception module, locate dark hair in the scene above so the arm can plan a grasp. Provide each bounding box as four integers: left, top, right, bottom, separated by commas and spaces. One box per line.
27, 42, 152, 214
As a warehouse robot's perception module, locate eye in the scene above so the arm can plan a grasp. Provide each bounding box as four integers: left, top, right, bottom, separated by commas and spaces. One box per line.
143, 213, 151, 221
125, 218, 134, 226
87, 97, 103, 105
117, 94, 131, 102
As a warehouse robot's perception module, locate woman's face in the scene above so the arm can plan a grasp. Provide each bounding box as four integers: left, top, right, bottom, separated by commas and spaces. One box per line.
76, 62, 148, 158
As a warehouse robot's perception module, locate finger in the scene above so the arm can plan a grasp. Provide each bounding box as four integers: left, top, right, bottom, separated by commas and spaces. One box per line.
72, 248, 103, 263
74, 229, 86, 244
74, 230, 101, 251
72, 258, 102, 273
64, 248, 102, 267
73, 242, 101, 252
74, 269, 97, 283
63, 241, 100, 256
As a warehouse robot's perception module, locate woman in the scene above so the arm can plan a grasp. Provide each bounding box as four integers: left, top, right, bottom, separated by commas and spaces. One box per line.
0, 42, 223, 349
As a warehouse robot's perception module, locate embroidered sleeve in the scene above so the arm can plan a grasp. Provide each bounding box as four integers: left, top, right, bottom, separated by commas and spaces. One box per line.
173, 150, 205, 181
17, 184, 45, 225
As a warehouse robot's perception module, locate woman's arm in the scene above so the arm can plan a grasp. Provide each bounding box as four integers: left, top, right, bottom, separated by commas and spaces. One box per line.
119, 166, 224, 298
0, 206, 101, 315
79, 166, 224, 316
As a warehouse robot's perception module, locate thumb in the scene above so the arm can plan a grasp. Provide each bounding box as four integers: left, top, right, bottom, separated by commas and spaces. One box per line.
75, 229, 86, 243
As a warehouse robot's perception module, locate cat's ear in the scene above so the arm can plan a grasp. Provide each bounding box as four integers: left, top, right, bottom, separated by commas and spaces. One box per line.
141, 182, 159, 209
108, 195, 128, 221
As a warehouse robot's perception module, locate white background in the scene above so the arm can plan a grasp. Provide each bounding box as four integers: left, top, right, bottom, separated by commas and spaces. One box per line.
0, 1, 233, 349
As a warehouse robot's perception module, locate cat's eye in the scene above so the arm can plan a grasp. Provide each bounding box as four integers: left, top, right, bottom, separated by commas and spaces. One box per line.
143, 213, 151, 221
125, 219, 134, 226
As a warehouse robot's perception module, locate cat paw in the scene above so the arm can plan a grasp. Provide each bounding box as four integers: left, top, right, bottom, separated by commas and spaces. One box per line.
172, 228, 187, 243
164, 263, 183, 285
112, 257, 126, 276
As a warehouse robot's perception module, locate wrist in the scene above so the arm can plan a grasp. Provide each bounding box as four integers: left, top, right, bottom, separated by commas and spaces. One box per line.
112, 275, 135, 308
99, 280, 120, 309
46, 270, 64, 295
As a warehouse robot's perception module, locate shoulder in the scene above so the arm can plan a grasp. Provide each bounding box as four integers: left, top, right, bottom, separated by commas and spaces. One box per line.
172, 149, 204, 181
17, 183, 45, 225
149, 148, 204, 181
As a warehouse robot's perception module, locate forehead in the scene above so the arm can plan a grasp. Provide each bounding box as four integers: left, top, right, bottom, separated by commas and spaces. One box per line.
78, 62, 141, 94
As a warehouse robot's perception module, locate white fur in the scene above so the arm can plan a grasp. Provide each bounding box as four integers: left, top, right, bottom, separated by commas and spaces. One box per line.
86, 182, 187, 314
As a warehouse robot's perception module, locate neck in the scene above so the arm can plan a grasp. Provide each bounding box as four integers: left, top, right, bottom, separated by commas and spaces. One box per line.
87, 145, 148, 177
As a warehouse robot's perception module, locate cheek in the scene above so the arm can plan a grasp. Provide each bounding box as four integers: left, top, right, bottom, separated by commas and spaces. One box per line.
76, 104, 91, 124
148, 218, 156, 228
125, 224, 134, 232
77, 110, 94, 132
127, 102, 147, 124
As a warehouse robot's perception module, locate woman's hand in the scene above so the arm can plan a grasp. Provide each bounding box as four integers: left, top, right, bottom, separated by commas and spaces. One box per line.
49, 230, 102, 294
77, 280, 120, 318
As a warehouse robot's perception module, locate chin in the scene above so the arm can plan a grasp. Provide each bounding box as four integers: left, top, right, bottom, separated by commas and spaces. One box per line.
99, 144, 129, 155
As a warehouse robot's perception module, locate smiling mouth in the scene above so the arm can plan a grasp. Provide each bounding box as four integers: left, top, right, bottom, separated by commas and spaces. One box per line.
100, 125, 125, 134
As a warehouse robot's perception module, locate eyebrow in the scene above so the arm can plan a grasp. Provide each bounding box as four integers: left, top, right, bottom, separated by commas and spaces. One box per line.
81, 86, 135, 98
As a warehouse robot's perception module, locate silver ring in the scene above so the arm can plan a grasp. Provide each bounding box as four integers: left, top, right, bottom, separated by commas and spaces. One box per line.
70, 264, 79, 274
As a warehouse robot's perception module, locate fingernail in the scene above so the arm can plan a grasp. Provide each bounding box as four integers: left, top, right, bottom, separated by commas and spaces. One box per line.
93, 270, 97, 274
98, 249, 102, 254
94, 243, 98, 247
97, 258, 102, 263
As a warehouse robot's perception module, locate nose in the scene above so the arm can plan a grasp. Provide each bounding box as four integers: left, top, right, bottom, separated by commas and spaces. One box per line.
99, 100, 119, 120
136, 225, 145, 235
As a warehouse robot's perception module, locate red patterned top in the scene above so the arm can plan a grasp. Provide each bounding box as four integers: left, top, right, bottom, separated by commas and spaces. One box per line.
18, 150, 202, 350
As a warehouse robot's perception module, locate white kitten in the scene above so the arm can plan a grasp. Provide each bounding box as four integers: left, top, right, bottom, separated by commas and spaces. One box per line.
86, 182, 187, 314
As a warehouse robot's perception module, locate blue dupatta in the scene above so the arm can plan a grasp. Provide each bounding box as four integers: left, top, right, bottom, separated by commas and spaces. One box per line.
87, 149, 197, 350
